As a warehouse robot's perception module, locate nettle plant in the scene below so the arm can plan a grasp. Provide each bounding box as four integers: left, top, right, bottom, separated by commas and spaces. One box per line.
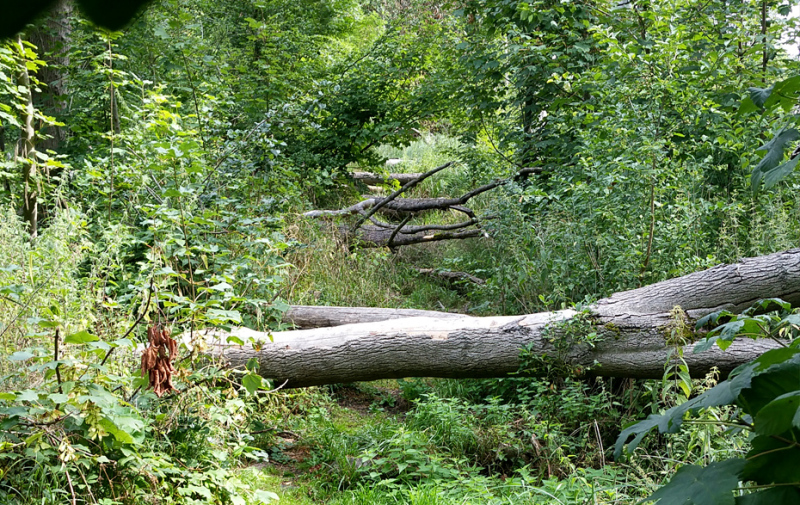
615, 298, 800, 504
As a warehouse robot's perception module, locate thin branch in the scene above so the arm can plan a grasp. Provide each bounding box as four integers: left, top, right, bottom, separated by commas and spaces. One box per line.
387, 214, 412, 249
351, 161, 455, 232
54, 328, 62, 394
99, 279, 153, 368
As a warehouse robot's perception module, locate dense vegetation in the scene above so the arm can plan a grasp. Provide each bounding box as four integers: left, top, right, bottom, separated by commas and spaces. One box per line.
2, 0, 800, 503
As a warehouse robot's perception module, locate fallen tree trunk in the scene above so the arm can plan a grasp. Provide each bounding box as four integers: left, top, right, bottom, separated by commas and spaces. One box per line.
202, 248, 800, 387
283, 305, 464, 329
351, 171, 422, 185
341, 224, 483, 248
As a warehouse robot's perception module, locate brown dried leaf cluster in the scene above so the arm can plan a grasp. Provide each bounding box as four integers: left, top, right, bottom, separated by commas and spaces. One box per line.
140, 324, 179, 397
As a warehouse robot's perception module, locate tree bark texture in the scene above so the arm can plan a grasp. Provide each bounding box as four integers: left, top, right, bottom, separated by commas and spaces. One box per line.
351, 171, 422, 185
28, 0, 72, 154
283, 305, 465, 329
201, 248, 800, 387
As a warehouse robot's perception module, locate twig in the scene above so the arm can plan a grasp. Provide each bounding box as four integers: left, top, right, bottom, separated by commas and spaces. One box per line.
65, 470, 77, 505
99, 279, 154, 368
263, 378, 289, 394
54, 328, 62, 394
387, 215, 412, 249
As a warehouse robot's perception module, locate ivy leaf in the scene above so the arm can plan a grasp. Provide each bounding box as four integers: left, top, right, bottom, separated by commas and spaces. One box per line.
738, 360, 800, 416
641, 459, 745, 505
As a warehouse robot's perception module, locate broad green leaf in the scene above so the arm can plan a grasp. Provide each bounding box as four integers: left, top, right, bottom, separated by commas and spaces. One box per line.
752, 128, 800, 191
738, 361, 800, 416
742, 298, 793, 314
737, 96, 758, 116
763, 157, 799, 189
742, 435, 800, 485
242, 373, 263, 395
9, 351, 34, 361
246, 358, 259, 372
693, 335, 719, 353
226, 336, 245, 345
16, 390, 39, 402
0, 393, 16, 401
47, 393, 69, 404
696, 310, 734, 330
748, 86, 773, 108
207, 309, 242, 324
753, 391, 800, 435
253, 490, 280, 503
641, 459, 745, 505
64, 331, 99, 344
763, 75, 800, 112
99, 418, 134, 444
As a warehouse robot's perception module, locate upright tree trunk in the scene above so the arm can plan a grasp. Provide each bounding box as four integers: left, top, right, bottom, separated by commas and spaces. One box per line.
15, 36, 39, 238
28, 0, 72, 155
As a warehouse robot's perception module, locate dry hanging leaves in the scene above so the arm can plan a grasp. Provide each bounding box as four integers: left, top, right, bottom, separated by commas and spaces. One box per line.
140, 324, 179, 397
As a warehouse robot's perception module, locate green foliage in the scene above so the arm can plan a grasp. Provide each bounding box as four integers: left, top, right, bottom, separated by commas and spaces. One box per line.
616, 299, 800, 503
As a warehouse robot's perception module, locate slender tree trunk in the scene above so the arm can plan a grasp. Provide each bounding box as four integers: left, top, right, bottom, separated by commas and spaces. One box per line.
28, 0, 72, 155
16, 36, 39, 238
200, 248, 800, 387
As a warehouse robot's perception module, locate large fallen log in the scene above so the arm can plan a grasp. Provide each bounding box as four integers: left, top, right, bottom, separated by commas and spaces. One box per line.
202, 248, 800, 387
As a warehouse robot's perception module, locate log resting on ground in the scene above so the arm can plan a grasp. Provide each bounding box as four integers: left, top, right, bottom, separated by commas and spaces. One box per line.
201, 248, 800, 387
341, 224, 484, 248
283, 305, 466, 329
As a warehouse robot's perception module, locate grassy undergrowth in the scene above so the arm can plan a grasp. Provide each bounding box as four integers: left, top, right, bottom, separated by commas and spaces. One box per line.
233, 375, 747, 504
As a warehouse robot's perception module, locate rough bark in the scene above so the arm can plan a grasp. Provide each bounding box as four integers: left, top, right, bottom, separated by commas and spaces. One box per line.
28, 0, 72, 154
16, 35, 39, 238
351, 171, 422, 185
200, 248, 800, 387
